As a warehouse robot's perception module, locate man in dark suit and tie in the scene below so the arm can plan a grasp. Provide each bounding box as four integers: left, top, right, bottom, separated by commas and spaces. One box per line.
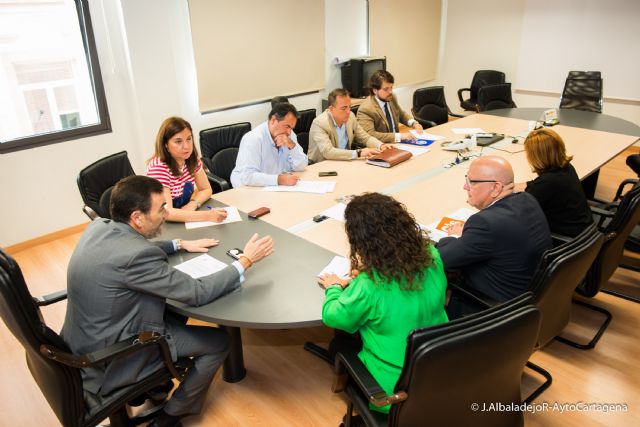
437, 156, 551, 319
356, 70, 424, 143
61, 175, 274, 427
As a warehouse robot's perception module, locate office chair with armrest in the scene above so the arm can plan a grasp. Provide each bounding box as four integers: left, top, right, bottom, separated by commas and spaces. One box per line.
206, 147, 240, 192
457, 70, 506, 112
77, 151, 135, 220
350, 104, 360, 116
528, 223, 607, 349
411, 86, 464, 129
200, 122, 251, 193
332, 294, 542, 427
559, 71, 603, 114
477, 83, 517, 112
575, 181, 640, 305
293, 108, 317, 135
0, 248, 192, 427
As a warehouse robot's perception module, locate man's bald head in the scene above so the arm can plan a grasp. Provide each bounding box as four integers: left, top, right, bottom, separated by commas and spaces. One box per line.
465, 156, 515, 210
471, 156, 514, 185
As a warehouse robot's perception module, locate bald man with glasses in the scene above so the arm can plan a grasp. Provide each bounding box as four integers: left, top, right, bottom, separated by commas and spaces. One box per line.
437, 156, 552, 318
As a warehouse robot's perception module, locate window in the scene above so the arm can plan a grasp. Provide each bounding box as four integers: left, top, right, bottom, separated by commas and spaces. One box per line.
0, 0, 110, 154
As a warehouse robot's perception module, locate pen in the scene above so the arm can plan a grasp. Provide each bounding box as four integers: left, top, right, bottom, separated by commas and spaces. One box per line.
206, 205, 213, 209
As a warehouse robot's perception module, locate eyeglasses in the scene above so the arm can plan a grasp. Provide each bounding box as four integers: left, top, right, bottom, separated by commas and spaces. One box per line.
465, 175, 498, 186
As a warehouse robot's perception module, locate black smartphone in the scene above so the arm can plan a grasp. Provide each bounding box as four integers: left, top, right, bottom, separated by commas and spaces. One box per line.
318, 171, 338, 177
226, 248, 243, 260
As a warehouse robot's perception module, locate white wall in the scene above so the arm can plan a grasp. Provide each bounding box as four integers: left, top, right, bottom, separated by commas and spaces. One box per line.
1, 0, 638, 247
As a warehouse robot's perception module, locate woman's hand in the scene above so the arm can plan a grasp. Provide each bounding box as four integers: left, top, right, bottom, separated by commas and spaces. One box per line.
204, 208, 228, 223
318, 273, 351, 290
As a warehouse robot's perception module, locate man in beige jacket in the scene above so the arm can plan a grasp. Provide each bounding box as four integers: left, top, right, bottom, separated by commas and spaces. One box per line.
308, 88, 390, 163
356, 70, 423, 143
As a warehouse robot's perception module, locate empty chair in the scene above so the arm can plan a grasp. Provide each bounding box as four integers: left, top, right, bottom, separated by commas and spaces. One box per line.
559, 71, 603, 113
293, 108, 317, 134
206, 147, 240, 192
457, 70, 506, 112
199, 122, 251, 193
477, 83, 517, 112
528, 223, 606, 348
411, 86, 463, 129
332, 294, 543, 427
77, 151, 135, 220
578, 181, 640, 305
0, 248, 191, 427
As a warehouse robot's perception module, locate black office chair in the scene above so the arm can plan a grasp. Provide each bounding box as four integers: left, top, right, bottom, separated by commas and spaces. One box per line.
559, 71, 603, 114
199, 122, 251, 193
206, 147, 240, 192
77, 151, 135, 220
457, 70, 506, 112
293, 108, 317, 134
477, 83, 517, 112
0, 248, 192, 427
528, 223, 606, 349
577, 181, 640, 305
332, 294, 542, 427
350, 104, 360, 116
411, 86, 463, 129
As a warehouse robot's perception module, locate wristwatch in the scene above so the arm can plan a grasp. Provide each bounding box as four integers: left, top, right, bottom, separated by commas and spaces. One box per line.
194, 200, 202, 209
356, 149, 363, 158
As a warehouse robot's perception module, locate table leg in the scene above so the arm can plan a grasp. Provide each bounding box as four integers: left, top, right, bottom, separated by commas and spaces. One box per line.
220, 326, 246, 382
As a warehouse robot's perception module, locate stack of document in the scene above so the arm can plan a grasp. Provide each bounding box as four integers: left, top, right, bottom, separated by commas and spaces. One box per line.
264, 180, 336, 194
421, 208, 476, 242
317, 256, 351, 279
174, 254, 227, 278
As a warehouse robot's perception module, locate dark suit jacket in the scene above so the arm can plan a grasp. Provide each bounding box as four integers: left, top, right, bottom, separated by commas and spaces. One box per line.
437, 192, 551, 302
356, 94, 414, 143
61, 219, 241, 395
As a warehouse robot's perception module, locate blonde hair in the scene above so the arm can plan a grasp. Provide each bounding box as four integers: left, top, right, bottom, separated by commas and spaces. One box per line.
524, 128, 572, 174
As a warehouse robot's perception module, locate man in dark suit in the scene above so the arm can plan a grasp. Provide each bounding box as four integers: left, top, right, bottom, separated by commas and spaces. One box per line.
356, 70, 423, 143
62, 175, 273, 427
438, 156, 551, 318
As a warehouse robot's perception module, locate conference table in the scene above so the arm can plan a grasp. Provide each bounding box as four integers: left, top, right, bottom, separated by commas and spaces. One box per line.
162, 109, 640, 382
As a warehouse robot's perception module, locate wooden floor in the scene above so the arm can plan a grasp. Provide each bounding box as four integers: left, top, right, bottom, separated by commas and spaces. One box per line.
1, 147, 639, 426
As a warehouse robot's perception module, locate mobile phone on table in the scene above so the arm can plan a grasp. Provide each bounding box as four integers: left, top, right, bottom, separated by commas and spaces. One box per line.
226, 248, 243, 260
318, 171, 338, 177
248, 207, 270, 219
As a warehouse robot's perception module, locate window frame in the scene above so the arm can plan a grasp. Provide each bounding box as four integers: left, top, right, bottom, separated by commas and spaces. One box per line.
0, 0, 111, 154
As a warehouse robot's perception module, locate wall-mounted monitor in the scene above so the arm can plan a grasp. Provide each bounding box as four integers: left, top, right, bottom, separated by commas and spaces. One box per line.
340, 56, 387, 99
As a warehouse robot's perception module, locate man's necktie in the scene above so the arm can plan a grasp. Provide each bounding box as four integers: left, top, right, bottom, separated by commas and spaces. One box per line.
384, 102, 396, 133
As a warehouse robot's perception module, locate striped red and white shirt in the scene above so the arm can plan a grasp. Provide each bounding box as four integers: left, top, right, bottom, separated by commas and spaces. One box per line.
146, 157, 203, 200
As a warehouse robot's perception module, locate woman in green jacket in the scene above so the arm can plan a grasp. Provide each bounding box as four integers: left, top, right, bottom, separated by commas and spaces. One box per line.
319, 192, 448, 414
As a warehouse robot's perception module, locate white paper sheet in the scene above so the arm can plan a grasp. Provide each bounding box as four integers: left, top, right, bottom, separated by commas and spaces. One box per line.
410, 130, 446, 141
185, 206, 243, 229
317, 256, 351, 279
422, 208, 477, 242
264, 180, 337, 194
396, 144, 430, 156
173, 254, 228, 278
451, 128, 486, 135
320, 202, 347, 222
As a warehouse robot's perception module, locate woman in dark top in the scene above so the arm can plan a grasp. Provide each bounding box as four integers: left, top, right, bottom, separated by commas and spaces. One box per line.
518, 128, 592, 237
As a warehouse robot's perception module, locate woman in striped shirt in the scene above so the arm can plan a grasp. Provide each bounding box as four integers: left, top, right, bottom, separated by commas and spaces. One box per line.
146, 116, 227, 223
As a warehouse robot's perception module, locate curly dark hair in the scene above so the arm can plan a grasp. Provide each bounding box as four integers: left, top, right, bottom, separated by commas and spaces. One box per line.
344, 192, 434, 290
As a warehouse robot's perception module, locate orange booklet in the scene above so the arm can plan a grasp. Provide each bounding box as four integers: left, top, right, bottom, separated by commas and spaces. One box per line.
435, 217, 465, 234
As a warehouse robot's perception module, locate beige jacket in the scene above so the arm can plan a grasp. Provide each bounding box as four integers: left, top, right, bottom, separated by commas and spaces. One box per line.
308, 110, 382, 163
356, 94, 414, 144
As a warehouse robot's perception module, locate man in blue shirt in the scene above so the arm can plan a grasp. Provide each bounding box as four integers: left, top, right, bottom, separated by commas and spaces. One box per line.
230, 103, 308, 187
